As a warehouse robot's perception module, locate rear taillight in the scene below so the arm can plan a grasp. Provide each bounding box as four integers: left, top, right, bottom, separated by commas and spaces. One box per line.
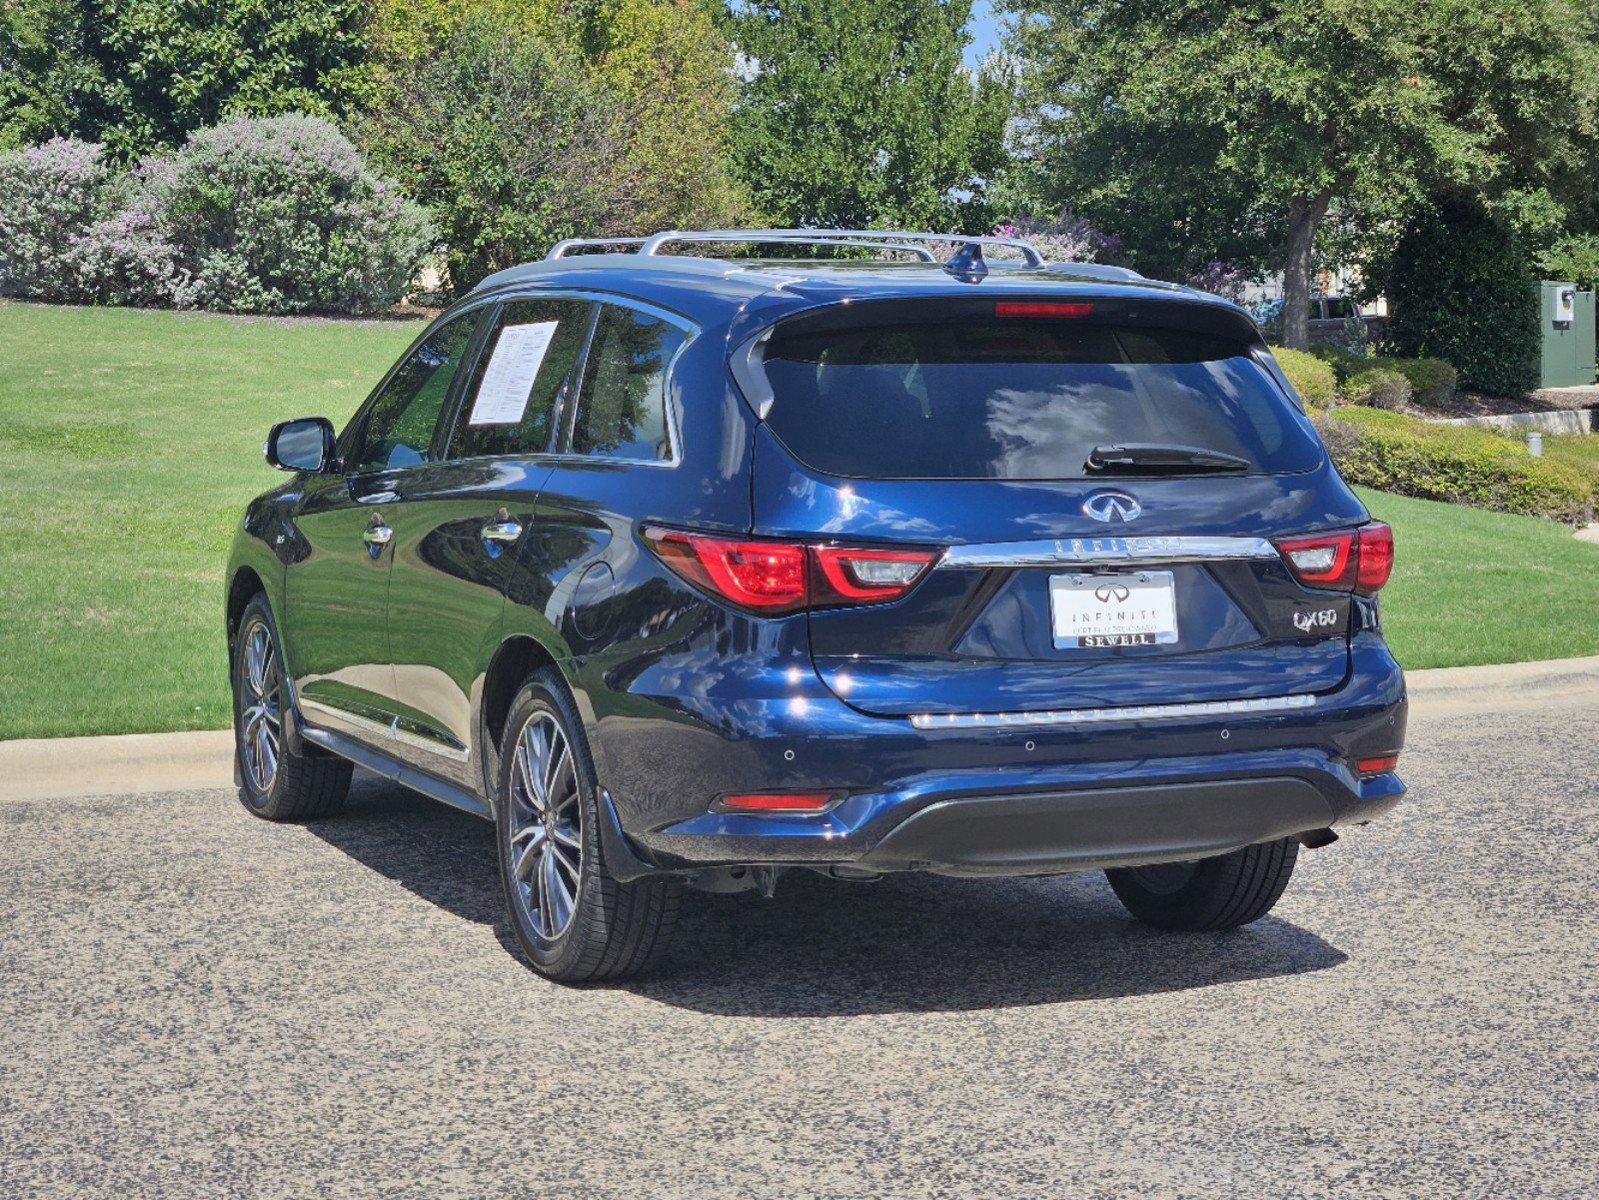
644, 527, 937, 614
1275, 521, 1394, 595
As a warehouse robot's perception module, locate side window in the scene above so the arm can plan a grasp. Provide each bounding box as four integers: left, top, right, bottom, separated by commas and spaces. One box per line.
569, 304, 685, 462
449, 298, 593, 459
350, 313, 480, 474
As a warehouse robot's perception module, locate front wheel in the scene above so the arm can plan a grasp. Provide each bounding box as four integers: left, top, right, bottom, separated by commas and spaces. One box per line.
1106, 837, 1299, 931
233, 594, 350, 821
495, 670, 680, 983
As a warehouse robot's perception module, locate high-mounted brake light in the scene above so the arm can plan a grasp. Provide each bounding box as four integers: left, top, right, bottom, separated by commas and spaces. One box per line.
1274, 521, 1394, 595
643, 527, 937, 614
995, 300, 1094, 319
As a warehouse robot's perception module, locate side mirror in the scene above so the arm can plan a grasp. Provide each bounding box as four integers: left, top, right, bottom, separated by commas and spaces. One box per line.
265, 417, 336, 473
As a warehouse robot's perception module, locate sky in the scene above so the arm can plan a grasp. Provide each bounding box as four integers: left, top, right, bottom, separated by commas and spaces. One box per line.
965, 0, 1002, 67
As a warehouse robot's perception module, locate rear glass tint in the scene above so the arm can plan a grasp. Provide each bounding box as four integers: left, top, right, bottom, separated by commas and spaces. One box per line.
754, 304, 1323, 480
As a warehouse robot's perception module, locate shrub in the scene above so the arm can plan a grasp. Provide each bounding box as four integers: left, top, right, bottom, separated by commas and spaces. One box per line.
1270, 346, 1338, 409
1343, 366, 1412, 410
0, 138, 112, 301
1384, 194, 1538, 397
150, 115, 431, 314
1381, 356, 1457, 408
1318, 406, 1594, 525
1308, 340, 1365, 381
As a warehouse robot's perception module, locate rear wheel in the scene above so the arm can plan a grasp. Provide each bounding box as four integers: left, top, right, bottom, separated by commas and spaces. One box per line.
232, 594, 351, 821
1106, 837, 1299, 931
495, 670, 680, 983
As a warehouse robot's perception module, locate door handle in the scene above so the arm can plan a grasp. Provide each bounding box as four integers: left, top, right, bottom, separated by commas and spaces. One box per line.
480, 519, 523, 544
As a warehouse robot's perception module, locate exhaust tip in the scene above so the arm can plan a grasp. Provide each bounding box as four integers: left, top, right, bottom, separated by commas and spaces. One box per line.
1298, 828, 1339, 850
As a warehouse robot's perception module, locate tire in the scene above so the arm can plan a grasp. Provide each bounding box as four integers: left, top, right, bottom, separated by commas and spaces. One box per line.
1105, 837, 1299, 932
495, 669, 681, 983
232, 593, 351, 821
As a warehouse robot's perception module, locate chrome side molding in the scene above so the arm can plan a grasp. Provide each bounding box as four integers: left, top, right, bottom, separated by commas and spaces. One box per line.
909, 693, 1316, 731
937, 535, 1279, 570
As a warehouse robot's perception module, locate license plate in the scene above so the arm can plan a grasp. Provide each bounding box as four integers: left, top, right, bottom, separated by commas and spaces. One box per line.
1050, 571, 1179, 648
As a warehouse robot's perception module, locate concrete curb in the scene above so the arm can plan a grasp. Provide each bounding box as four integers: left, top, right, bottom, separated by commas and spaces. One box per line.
3, 655, 1595, 799
0, 730, 234, 801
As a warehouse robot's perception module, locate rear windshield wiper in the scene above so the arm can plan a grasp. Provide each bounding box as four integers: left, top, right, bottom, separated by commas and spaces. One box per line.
1085, 443, 1251, 475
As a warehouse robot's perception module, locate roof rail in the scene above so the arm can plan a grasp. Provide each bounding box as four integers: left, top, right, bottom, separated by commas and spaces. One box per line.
545, 228, 1043, 268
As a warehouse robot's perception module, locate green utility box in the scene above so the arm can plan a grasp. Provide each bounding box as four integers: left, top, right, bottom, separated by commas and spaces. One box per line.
1538, 281, 1596, 388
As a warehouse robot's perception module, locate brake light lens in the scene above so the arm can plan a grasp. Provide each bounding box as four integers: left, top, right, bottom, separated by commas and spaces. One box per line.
644, 527, 937, 614
1275, 522, 1394, 594
995, 300, 1094, 319
1355, 522, 1395, 593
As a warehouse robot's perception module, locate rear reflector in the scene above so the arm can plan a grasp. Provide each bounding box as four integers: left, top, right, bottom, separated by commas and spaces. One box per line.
995, 300, 1094, 319
719, 792, 834, 812
644, 526, 937, 614
1355, 754, 1400, 776
1274, 521, 1394, 594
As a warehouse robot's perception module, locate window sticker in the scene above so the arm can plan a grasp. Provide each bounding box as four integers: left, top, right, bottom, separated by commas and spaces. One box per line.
467, 321, 561, 425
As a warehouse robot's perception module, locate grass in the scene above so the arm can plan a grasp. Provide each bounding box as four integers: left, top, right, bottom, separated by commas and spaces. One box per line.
0, 301, 416, 739
1356, 487, 1599, 669
1, 300, 1596, 738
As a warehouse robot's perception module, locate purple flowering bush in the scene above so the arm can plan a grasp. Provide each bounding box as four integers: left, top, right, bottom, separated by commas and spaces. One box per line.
149, 115, 431, 314
0, 138, 116, 302
0, 117, 430, 314
993, 214, 1125, 265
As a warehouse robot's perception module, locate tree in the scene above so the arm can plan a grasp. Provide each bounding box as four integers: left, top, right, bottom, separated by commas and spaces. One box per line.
1004, 0, 1599, 348
0, 0, 372, 157
1384, 194, 1539, 397
365, 0, 748, 284
726, 0, 1010, 232
362, 16, 629, 292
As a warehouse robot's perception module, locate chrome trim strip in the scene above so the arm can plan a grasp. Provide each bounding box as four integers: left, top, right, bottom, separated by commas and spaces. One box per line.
937, 535, 1279, 570
909, 693, 1315, 731
300, 699, 471, 762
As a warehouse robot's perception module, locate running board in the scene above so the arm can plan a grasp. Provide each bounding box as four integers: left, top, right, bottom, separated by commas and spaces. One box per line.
300, 725, 492, 820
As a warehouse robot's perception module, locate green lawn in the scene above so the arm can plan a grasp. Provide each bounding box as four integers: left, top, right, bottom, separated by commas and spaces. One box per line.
1, 301, 1596, 739
0, 301, 416, 739
1356, 486, 1599, 668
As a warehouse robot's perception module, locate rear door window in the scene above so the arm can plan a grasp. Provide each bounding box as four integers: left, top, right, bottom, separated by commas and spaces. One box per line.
567, 304, 684, 462
752, 301, 1323, 480
448, 297, 594, 459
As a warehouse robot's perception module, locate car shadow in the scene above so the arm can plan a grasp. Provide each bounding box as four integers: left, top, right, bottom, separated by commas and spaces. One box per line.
308, 774, 1348, 1018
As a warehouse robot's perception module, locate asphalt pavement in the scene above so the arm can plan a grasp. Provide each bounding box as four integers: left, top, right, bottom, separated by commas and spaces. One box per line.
1, 665, 1596, 1198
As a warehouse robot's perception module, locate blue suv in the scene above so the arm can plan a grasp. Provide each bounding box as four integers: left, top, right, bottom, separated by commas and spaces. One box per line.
226, 229, 1407, 981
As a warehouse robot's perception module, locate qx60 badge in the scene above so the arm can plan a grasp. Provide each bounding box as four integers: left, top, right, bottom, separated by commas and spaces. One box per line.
1082, 490, 1142, 523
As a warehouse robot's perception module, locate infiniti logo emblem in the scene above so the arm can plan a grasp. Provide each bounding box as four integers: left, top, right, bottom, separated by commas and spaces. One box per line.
1094, 583, 1131, 603
1082, 490, 1142, 523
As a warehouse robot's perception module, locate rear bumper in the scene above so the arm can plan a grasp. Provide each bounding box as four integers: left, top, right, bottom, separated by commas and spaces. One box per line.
588, 631, 1407, 878
853, 775, 1392, 878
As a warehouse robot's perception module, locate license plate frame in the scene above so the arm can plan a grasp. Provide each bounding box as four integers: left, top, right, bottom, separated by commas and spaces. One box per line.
1049, 570, 1179, 649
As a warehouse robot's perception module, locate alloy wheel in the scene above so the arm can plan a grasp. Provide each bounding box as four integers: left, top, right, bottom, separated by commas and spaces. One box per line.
239, 621, 282, 794
506, 711, 583, 940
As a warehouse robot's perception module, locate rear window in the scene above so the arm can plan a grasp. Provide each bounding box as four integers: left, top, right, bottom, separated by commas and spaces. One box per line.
752, 303, 1323, 480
